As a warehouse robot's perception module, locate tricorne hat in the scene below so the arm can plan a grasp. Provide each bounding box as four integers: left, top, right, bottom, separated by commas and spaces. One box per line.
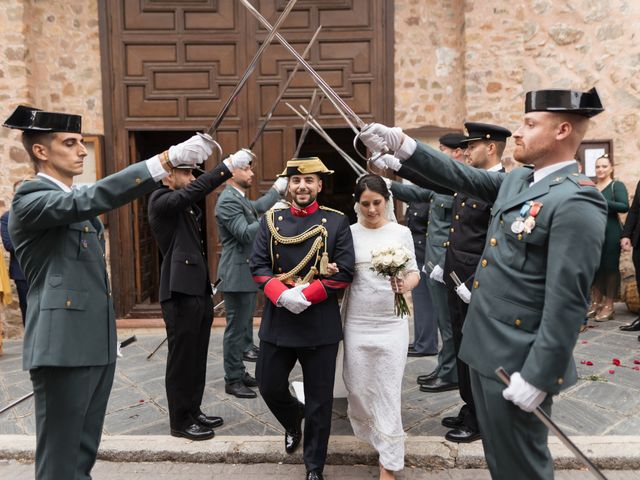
3, 105, 82, 133
461, 122, 512, 143
524, 87, 604, 118
277, 157, 334, 178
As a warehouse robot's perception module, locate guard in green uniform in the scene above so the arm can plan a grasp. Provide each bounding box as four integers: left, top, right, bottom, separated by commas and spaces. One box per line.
358, 88, 607, 479
4, 105, 215, 480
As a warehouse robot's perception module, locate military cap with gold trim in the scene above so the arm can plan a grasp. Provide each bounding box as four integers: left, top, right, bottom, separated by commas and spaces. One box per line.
277, 157, 334, 177
461, 122, 512, 144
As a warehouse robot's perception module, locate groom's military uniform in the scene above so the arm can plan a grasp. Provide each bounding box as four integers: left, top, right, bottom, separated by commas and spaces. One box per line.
250, 158, 355, 475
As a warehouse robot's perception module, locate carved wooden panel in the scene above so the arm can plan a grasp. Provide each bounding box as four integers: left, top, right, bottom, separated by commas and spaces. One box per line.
100, 0, 394, 317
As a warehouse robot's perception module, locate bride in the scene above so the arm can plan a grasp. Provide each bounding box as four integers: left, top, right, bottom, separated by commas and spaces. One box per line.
342, 174, 420, 479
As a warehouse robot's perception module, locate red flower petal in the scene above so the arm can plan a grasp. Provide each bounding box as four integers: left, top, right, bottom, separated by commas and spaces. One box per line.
585, 361, 593, 366
580, 360, 586, 365
581, 340, 588, 344
612, 358, 621, 366
633, 366, 640, 371
634, 360, 640, 365
608, 369, 615, 374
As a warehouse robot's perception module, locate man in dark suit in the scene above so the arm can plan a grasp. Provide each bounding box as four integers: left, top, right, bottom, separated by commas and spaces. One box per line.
441, 122, 511, 444
5, 104, 213, 480
148, 149, 253, 440
251, 158, 355, 480
1, 181, 27, 325
215, 165, 285, 398
359, 87, 607, 479
621, 179, 640, 333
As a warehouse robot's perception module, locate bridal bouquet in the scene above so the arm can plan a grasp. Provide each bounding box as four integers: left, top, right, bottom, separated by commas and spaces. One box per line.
370, 244, 412, 317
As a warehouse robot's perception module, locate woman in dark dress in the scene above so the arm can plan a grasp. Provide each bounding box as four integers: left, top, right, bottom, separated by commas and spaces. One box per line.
588, 154, 629, 322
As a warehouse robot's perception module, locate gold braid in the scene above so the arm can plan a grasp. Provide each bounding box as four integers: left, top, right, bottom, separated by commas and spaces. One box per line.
266, 210, 328, 283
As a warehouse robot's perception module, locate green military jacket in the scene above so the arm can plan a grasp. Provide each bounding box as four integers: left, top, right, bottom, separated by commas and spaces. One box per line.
403, 142, 607, 394
9, 163, 157, 370
215, 185, 281, 292
390, 182, 454, 268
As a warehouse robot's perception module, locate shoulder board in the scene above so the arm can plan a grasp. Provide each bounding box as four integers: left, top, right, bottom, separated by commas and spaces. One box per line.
566, 173, 596, 188
319, 206, 344, 215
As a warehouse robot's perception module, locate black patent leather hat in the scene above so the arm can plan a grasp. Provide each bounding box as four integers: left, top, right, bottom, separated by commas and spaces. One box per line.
3, 105, 82, 133
525, 87, 604, 118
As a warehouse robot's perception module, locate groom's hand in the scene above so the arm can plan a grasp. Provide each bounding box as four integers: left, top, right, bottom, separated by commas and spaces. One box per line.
276, 283, 312, 314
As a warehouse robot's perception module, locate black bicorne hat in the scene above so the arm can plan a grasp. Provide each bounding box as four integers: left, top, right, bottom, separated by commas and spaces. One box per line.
3, 105, 82, 133
438, 133, 468, 149
524, 87, 604, 118
461, 122, 512, 143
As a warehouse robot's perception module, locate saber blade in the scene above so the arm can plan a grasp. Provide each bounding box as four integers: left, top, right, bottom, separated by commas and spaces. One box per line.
496, 367, 608, 480
248, 25, 323, 151
206, 0, 299, 136
239, 0, 365, 129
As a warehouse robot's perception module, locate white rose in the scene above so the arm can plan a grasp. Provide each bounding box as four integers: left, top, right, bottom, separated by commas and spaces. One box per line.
382, 254, 393, 266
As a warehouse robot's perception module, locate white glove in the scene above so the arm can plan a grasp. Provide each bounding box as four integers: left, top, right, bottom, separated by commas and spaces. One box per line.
371, 153, 402, 172
168, 133, 214, 167
276, 283, 312, 314
273, 177, 289, 195
502, 372, 547, 412
429, 264, 445, 284
223, 149, 254, 171
116, 342, 123, 358
360, 123, 405, 152
455, 283, 472, 304
421, 264, 427, 274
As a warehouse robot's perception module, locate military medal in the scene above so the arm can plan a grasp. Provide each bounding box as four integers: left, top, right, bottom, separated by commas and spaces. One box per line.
523, 216, 536, 234
521, 201, 543, 234
511, 203, 531, 234
511, 218, 525, 234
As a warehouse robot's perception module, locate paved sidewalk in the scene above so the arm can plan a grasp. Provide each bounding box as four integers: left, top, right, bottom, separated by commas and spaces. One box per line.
2, 460, 640, 479
1, 303, 638, 439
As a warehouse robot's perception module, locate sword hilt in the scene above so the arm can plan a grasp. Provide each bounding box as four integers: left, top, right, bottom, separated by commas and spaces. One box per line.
197, 132, 224, 161
353, 129, 390, 164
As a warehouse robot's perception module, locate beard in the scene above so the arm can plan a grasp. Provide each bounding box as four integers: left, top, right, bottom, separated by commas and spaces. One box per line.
292, 191, 317, 208
513, 142, 554, 165
236, 178, 252, 189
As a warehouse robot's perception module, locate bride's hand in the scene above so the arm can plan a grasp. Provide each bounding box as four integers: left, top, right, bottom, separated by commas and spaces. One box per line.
390, 276, 406, 294
325, 262, 339, 276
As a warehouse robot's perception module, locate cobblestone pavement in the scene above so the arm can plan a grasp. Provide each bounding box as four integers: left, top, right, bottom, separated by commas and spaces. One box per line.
1, 304, 639, 438
2, 460, 640, 479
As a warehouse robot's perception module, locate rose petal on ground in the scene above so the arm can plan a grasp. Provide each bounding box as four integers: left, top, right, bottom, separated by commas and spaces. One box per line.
612, 358, 621, 366
585, 361, 593, 366
608, 369, 615, 374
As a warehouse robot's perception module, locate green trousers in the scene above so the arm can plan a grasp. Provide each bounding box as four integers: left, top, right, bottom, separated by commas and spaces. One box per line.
30, 362, 115, 480
470, 368, 554, 479
427, 277, 457, 383
223, 292, 257, 383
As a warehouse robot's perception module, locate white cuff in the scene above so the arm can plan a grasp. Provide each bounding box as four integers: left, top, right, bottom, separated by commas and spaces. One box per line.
145, 155, 169, 181
395, 136, 417, 161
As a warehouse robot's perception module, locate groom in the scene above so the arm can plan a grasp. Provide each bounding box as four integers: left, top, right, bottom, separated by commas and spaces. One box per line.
250, 157, 355, 480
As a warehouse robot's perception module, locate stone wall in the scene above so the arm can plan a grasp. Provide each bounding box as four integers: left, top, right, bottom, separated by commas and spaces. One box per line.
0, 0, 103, 337
394, 0, 640, 187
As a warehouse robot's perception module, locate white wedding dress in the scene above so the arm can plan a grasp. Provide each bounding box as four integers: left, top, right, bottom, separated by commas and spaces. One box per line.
342, 221, 418, 471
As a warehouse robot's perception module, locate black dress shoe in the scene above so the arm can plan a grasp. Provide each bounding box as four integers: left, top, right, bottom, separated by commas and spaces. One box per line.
170, 423, 214, 441
306, 470, 324, 480
195, 412, 224, 429
441, 415, 465, 429
417, 370, 438, 385
285, 402, 304, 454
620, 317, 640, 331
407, 347, 437, 357
225, 381, 257, 399
243, 349, 259, 362
445, 426, 482, 443
242, 371, 259, 387
419, 377, 458, 393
